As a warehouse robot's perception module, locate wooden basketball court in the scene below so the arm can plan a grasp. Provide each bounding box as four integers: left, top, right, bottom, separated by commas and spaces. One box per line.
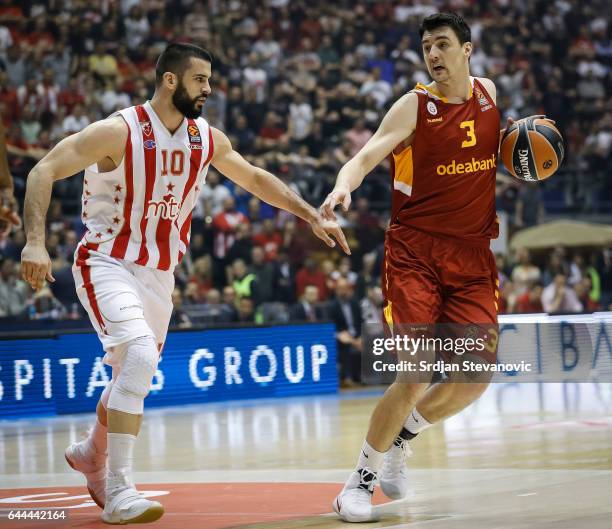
1, 383, 611, 528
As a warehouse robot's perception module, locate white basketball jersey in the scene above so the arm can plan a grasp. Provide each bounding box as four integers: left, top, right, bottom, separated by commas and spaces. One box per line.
78, 101, 214, 271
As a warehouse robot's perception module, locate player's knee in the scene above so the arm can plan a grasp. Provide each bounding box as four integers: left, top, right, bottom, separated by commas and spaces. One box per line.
99, 379, 115, 409
96, 377, 115, 426
450, 380, 490, 400
107, 335, 159, 415
391, 380, 427, 402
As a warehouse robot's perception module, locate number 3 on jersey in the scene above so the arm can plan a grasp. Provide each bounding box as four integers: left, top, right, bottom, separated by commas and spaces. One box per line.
460, 120, 476, 148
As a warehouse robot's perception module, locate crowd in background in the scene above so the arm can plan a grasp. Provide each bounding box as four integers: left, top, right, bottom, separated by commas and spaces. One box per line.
0, 1, 611, 341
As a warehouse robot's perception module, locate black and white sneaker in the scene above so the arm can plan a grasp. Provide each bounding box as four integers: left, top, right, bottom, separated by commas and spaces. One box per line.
332, 467, 379, 522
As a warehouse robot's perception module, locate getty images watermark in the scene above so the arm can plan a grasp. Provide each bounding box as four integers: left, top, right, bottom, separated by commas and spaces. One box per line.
370, 333, 533, 375
360, 320, 612, 384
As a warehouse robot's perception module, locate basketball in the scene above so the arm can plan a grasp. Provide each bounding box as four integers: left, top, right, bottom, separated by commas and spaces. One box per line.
500, 115, 565, 181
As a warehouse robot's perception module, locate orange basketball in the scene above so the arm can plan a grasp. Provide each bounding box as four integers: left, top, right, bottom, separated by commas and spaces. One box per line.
500, 115, 564, 181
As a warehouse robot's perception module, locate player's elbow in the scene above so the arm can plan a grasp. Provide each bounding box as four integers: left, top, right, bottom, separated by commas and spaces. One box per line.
241, 164, 265, 196
353, 150, 374, 177
27, 163, 47, 184
32, 160, 59, 183
251, 165, 263, 184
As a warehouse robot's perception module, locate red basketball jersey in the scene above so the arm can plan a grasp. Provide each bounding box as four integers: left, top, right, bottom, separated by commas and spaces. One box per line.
390, 78, 500, 244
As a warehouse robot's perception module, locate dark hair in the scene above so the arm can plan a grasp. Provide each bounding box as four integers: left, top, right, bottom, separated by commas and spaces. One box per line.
419, 12, 471, 44
155, 42, 213, 86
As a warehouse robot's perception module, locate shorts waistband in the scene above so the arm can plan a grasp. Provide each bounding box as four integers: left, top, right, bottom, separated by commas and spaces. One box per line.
390, 221, 491, 249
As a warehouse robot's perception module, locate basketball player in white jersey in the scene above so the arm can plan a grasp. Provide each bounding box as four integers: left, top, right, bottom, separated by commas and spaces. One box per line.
20, 43, 349, 525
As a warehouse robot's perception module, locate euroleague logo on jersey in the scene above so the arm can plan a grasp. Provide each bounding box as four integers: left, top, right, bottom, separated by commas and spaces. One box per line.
188, 123, 203, 149
188, 124, 202, 142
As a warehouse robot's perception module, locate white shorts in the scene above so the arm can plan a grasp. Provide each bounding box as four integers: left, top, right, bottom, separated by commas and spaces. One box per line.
72, 246, 175, 366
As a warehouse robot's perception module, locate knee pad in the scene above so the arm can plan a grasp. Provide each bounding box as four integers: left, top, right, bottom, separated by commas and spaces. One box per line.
107, 335, 159, 415
100, 379, 115, 408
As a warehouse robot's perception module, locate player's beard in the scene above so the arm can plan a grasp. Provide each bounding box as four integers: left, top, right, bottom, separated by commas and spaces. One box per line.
172, 81, 204, 119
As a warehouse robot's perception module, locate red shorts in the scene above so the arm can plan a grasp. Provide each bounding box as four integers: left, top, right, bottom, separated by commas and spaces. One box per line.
382, 224, 499, 363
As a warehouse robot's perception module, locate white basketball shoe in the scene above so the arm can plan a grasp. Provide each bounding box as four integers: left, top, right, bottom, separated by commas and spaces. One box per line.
102, 479, 164, 524
65, 440, 107, 508
333, 467, 379, 522
379, 438, 412, 500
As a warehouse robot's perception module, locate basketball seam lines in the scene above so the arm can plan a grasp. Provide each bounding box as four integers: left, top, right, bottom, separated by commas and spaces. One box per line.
532, 129, 559, 171
524, 121, 537, 180
506, 129, 519, 177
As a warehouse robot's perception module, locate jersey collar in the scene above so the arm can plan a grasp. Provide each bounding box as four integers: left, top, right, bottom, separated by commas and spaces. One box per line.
414, 77, 474, 103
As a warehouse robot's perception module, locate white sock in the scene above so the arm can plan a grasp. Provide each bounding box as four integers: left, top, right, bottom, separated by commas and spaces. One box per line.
404, 407, 432, 435
107, 432, 136, 492
356, 440, 386, 473
85, 418, 108, 455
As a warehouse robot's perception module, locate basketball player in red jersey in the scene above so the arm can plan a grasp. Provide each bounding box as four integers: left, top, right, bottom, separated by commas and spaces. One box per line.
322, 13, 506, 522
20, 43, 349, 525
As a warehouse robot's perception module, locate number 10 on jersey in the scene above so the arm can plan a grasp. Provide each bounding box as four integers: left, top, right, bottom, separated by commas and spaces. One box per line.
161, 149, 185, 176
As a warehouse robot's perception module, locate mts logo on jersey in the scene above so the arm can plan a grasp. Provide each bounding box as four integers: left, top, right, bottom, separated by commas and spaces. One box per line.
436, 154, 497, 176
146, 194, 180, 221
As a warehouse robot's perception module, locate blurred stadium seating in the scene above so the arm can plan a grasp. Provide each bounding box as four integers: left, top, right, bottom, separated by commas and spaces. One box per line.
0, 0, 610, 338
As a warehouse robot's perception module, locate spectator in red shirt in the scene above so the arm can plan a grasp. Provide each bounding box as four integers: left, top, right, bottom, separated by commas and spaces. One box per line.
57, 78, 85, 115
252, 218, 282, 261
259, 112, 284, 139
0, 2, 23, 22
135, 46, 158, 85
281, 218, 306, 267
299, 10, 323, 42
17, 78, 44, 116
116, 45, 139, 93
25, 15, 55, 51
212, 196, 249, 260
37, 69, 60, 114
515, 282, 544, 313
296, 257, 328, 301
256, 111, 288, 151
188, 255, 213, 300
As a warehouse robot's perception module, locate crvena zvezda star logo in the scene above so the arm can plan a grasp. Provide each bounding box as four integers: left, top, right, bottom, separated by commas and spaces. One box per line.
141, 121, 152, 136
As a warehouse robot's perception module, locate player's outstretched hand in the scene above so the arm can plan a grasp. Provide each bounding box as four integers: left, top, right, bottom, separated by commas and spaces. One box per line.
320, 184, 351, 221
501, 115, 556, 136
0, 188, 21, 237
309, 214, 351, 255
21, 243, 55, 291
